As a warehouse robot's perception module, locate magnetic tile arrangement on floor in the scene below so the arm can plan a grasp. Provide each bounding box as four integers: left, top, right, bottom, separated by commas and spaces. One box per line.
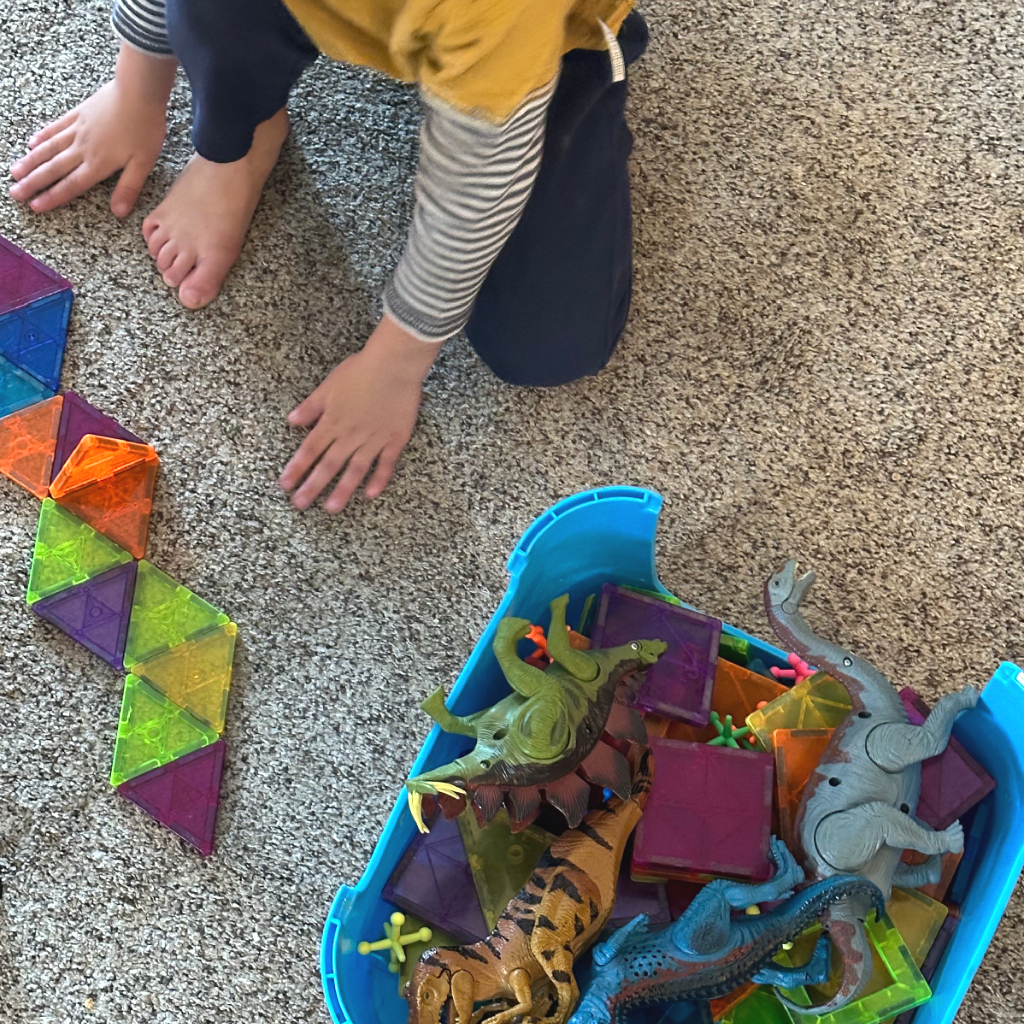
0, 235, 236, 857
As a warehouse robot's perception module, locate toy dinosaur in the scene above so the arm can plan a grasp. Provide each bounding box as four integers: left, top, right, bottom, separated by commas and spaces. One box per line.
764, 559, 979, 1014
568, 837, 886, 1024
405, 744, 653, 1024
406, 594, 666, 833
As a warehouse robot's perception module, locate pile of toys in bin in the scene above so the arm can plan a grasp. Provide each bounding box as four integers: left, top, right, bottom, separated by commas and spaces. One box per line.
359, 561, 994, 1024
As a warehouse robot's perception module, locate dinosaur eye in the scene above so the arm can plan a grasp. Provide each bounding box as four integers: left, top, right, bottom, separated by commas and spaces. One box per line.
829, 777, 842, 787
480, 760, 491, 769
843, 657, 853, 667
858, 711, 872, 719
900, 803, 910, 813
631, 642, 640, 650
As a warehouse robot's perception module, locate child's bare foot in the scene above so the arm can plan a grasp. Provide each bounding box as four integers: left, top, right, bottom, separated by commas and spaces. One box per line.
9, 44, 175, 216
142, 108, 289, 310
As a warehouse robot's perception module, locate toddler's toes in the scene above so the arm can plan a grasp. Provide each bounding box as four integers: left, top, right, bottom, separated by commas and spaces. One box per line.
162, 250, 196, 289
178, 252, 233, 309
142, 211, 163, 244
156, 239, 180, 273
145, 224, 171, 259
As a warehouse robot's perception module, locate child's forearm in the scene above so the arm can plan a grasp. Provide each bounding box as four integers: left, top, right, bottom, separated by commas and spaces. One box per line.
384, 79, 557, 344
113, 40, 178, 107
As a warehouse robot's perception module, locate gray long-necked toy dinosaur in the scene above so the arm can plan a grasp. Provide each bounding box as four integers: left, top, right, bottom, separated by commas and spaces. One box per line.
764, 559, 979, 1015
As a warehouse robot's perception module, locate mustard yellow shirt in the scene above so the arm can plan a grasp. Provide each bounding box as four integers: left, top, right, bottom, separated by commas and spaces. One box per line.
282, 0, 634, 123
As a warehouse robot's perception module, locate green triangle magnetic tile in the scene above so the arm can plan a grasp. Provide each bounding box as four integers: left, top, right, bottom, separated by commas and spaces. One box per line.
123, 560, 230, 669
110, 675, 220, 787
26, 498, 133, 605
132, 622, 236, 732
456, 807, 556, 930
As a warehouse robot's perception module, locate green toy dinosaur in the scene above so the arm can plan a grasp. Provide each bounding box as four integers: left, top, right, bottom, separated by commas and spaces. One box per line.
406, 594, 667, 833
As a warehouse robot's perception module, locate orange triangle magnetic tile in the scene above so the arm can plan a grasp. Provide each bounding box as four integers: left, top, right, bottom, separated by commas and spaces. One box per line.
50, 434, 158, 499
0, 394, 62, 498
54, 456, 158, 559
132, 623, 237, 732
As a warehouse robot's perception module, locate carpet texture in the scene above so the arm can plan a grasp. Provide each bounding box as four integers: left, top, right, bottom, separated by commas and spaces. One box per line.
2, 0, 1022, 1020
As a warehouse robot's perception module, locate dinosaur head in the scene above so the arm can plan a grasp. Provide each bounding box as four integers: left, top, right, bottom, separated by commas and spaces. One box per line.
405, 961, 451, 1024
765, 559, 817, 617
629, 638, 669, 665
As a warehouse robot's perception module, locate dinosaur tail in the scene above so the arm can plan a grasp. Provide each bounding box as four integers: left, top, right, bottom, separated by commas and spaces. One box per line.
774, 886, 884, 1017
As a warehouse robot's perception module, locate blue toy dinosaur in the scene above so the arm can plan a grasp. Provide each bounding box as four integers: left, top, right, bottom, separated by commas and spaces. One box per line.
568, 837, 885, 1024
765, 559, 979, 1014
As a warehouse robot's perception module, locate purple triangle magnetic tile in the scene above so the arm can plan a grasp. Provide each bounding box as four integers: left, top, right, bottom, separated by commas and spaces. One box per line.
117, 740, 226, 856
32, 560, 137, 669
382, 812, 489, 943
0, 236, 71, 317
51, 391, 144, 482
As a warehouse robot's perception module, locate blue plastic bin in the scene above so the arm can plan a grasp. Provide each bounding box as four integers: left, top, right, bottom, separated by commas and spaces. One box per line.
321, 487, 1024, 1024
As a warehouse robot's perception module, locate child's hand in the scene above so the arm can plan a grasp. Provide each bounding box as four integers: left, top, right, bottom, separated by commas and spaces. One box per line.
280, 316, 442, 512
10, 44, 175, 216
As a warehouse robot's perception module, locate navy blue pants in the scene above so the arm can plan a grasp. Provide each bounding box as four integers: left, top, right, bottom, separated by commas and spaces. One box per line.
165, 0, 647, 387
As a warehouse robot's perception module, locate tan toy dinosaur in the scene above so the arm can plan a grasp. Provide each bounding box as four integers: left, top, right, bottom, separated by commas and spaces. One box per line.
406, 744, 653, 1024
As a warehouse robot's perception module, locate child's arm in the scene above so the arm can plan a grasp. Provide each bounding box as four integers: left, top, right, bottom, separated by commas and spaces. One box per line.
9, 0, 175, 214
280, 82, 556, 512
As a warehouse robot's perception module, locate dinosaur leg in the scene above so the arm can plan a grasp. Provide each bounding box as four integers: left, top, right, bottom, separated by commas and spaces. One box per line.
477, 968, 535, 1024
753, 934, 830, 988
893, 854, 943, 889
867, 685, 980, 772
815, 802, 964, 873
494, 617, 550, 697
545, 595, 599, 682
420, 687, 478, 737
671, 883, 734, 955
450, 971, 476, 1024
719, 836, 804, 907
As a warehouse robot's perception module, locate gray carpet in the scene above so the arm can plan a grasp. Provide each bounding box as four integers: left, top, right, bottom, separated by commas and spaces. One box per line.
2, 0, 1022, 1020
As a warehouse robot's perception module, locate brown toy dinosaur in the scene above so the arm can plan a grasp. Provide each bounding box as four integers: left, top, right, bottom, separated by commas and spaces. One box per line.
406, 745, 653, 1024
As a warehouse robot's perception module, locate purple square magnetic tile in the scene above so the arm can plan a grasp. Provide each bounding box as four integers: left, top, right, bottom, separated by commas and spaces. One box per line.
117, 740, 225, 856
383, 813, 489, 943
899, 687, 996, 830
0, 237, 71, 318
591, 584, 721, 726
609, 870, 671, 929
32, 560, 137, 669
632, 737, 774, 882
51, 391, 144, 482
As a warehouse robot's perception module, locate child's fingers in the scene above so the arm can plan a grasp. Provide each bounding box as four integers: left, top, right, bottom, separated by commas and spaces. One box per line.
28, 160, 92, 213
280, 422, 337, 494
10, 128, 75, 185
364, 444, 402, 500
288, 392, 325, 428
324, 449, 375, 513
29, 111, 75, 149
110, 158, 150, 218
291, 439, 353, 510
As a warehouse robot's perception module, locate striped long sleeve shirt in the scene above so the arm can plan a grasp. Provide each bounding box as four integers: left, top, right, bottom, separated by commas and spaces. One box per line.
112, 0, 554, 343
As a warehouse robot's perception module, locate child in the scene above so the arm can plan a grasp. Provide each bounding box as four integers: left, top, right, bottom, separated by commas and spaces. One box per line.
9, 0, 648, 513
